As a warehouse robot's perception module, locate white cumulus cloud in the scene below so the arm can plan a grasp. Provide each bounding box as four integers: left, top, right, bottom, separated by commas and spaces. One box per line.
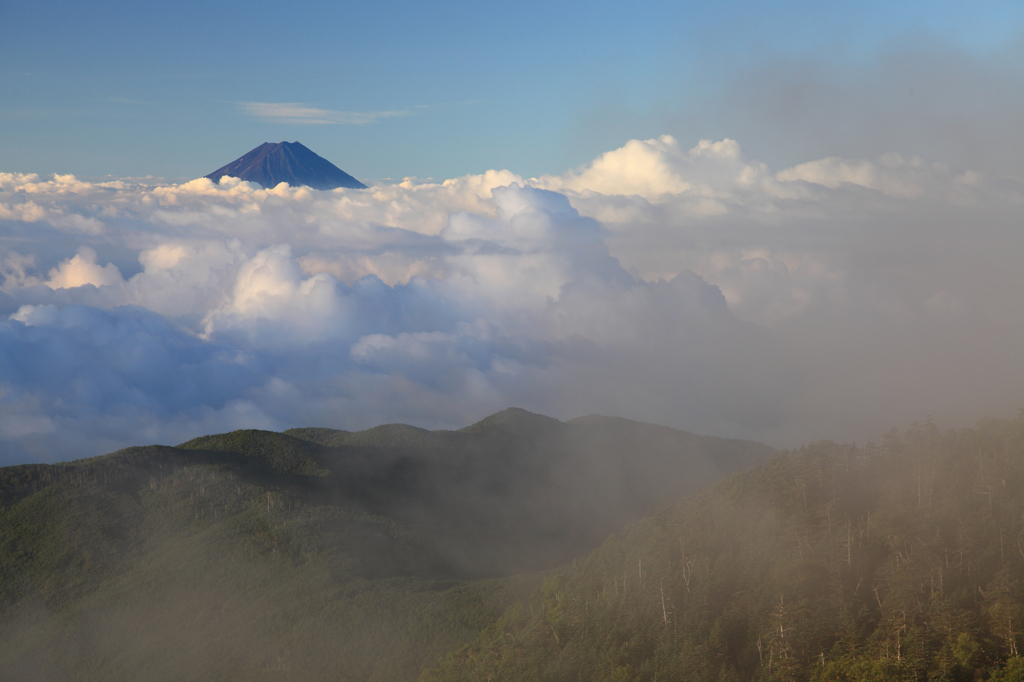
46, 247, 125, 289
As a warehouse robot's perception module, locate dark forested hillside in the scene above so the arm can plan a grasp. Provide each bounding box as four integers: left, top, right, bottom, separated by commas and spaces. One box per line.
281, 409, 774, 576
0, 409, 769, 681
424, 414, 1024, 682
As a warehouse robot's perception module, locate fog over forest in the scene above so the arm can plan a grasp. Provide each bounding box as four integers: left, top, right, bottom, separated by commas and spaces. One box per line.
1, 135, 1022, 463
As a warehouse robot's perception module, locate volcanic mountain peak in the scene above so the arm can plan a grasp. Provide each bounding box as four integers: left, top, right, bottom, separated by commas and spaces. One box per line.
205, 141, 367, 190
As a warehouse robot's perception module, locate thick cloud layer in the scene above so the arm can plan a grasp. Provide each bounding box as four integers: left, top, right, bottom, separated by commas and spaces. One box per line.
1, 137, 1022, 463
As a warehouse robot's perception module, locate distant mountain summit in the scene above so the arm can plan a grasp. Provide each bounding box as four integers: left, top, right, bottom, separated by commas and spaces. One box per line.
205, 141, 367, 190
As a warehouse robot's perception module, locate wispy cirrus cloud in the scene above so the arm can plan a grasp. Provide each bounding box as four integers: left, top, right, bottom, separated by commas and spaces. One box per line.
240, 101, 414, 125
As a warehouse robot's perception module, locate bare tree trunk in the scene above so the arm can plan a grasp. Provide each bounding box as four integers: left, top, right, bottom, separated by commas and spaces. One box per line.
660, 581, 668, 625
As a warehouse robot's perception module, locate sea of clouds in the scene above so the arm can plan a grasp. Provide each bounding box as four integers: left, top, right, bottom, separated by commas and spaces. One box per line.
2, 136, 1022, 463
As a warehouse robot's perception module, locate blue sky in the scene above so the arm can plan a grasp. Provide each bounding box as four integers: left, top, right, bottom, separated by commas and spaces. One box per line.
2, 0, 1022, 181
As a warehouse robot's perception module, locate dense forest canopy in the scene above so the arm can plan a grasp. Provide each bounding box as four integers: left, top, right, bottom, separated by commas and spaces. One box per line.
425, 413, 1024, 682
3, 410, 1024, 680
0, 409, 769, 681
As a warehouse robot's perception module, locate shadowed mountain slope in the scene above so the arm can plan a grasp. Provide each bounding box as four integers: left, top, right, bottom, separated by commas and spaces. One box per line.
283, 408, 775, 574
204, 141, 367, 190
0, 408, 772, 681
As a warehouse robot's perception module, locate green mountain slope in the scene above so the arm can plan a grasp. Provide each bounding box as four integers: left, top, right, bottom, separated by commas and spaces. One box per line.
283, 408, 776, 576
424, 415, 1024, 682
0, 409, 769, 681
0, 444, 511, 681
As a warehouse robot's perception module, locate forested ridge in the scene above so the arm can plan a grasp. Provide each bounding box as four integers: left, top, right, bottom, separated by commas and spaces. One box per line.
6, 409, 1024, 681
424, 414, 1024, 682
0, 409, 770, 681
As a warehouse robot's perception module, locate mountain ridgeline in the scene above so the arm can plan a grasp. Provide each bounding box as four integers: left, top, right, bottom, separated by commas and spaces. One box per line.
0, 408, 770, 681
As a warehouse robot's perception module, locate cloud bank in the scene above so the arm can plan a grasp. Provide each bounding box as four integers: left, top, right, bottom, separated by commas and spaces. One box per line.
1, 137, 1022, 463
